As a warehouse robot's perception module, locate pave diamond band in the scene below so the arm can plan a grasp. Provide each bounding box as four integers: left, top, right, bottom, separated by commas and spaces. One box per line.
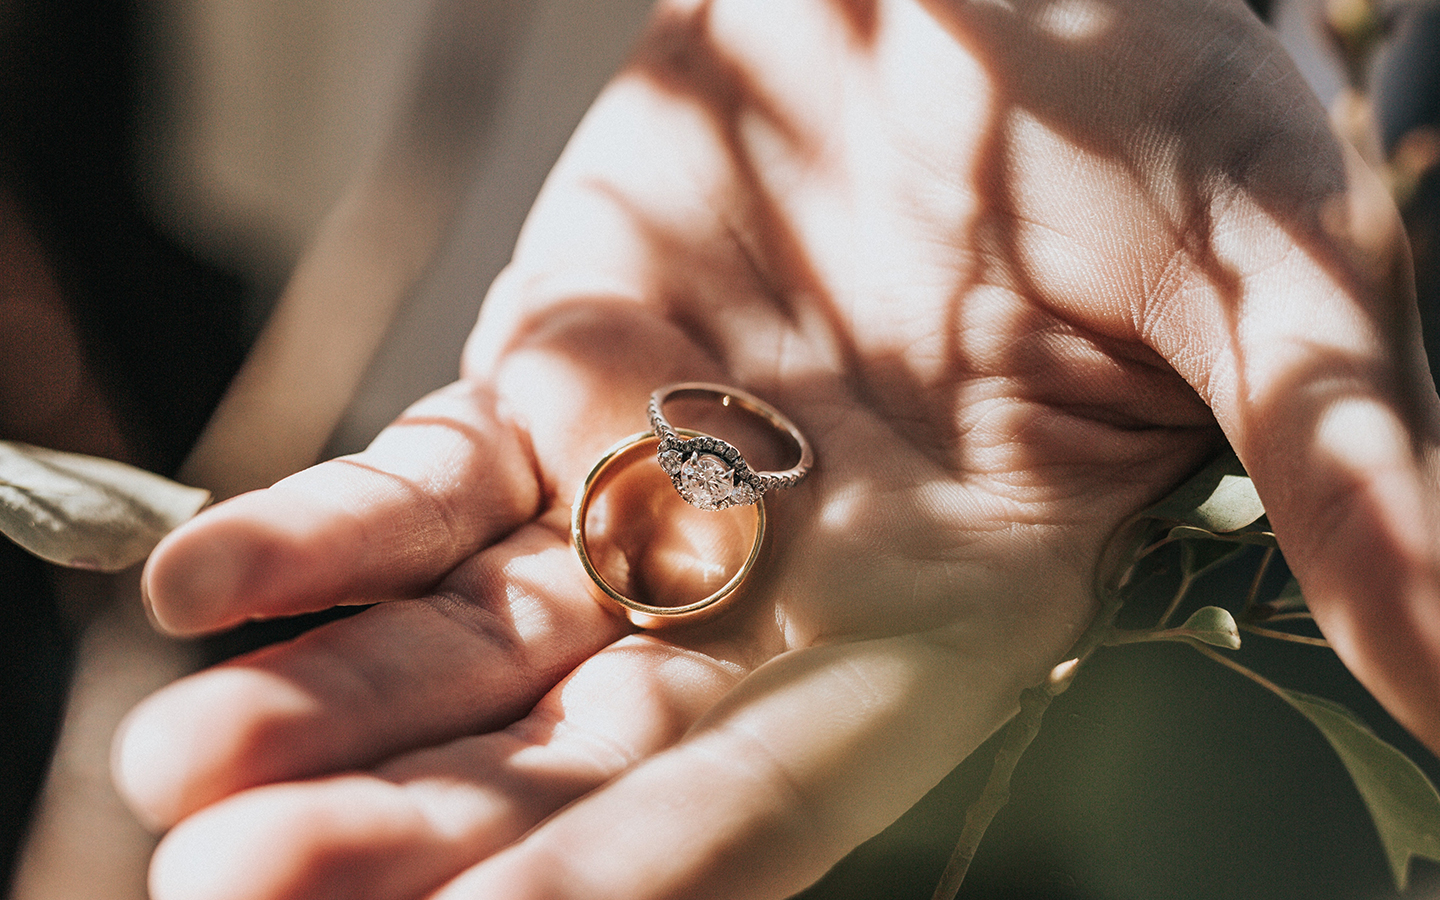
649, 383, 813, 510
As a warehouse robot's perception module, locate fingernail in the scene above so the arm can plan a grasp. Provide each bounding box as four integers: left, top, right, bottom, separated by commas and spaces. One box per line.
143, 534, 252, 636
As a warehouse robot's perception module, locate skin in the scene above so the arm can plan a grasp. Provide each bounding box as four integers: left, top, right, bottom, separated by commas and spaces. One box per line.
115, 1, 1440, 898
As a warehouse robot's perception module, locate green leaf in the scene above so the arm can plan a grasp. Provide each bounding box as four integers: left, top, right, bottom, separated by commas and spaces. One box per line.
1176, 606, 1242, 650
0, 441, 210, 572
1167, 523, 1277, 548
1143, 450, 1267, 534
1276, 688, 1440, 891
1105, 606, 1243, 650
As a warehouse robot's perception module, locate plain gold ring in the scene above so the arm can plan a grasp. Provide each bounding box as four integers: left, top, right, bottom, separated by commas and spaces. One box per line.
571, 431, 766, 629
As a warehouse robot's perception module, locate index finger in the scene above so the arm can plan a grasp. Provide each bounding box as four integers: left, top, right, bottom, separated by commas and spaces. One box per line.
142, 379, 542, 635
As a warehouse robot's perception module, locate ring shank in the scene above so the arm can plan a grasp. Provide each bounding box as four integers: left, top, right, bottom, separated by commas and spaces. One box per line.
571, 431, 766, 628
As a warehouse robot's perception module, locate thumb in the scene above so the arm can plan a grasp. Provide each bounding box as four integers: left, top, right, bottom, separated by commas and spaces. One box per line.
1164, 141, 1440, 754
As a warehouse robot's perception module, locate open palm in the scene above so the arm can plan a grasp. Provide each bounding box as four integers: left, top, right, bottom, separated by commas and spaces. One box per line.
117, 2, 1440, 898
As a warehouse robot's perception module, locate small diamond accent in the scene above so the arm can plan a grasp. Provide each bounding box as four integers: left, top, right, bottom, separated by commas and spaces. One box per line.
658, 448, 684, 475
728, 480, 758, 507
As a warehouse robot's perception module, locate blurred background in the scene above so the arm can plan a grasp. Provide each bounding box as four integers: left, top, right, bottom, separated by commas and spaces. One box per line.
1, 0, 1438, 898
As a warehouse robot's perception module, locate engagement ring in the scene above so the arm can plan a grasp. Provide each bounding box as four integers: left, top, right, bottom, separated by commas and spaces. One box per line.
648, 382, 813, 510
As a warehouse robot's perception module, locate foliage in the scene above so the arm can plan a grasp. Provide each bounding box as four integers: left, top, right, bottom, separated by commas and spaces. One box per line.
932, 448, 1440, 899
1118, 449, 1440, 892
0, 441, 209, 572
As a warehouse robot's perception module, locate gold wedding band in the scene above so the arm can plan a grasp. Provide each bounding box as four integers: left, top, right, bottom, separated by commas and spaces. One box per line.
571, 431, 766, 628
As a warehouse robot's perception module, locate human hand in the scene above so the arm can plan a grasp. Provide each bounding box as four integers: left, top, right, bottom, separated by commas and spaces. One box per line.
114, 1, 1440, 898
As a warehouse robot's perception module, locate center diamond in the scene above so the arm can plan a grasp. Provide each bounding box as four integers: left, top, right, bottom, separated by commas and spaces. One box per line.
677, 452, 734, 510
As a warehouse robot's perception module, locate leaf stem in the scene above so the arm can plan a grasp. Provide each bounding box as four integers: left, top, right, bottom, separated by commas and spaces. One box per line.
1240, 546, 1276, 617
1237, 623, 1331, 648
930, 685, 1055, 900
1256, 610, 1315, 623
1157, 571, 1194, 630
1189, 641, 1287, 694
1135, 533, 1176, 561
1103, 627, 1196, 646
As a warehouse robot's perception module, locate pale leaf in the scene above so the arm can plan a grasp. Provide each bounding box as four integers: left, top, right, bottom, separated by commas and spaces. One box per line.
0, 441, 210, 571
1143, 450, 1267, 534
1277, 688, 1440, 891
1177, 606, 1242, 650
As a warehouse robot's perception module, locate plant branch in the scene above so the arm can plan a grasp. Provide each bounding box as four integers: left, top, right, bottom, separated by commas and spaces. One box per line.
1238, 623, 1331, 648
1157, 572, 1194, 630
1240, 546, 1276, 616
930, 569, 1127, 900
1190, 641, 1287, 693
928, 514, 1147, 899
930, 683, 1056, 900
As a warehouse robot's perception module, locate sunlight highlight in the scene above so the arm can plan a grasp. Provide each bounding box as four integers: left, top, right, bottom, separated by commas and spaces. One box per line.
1035, 0, 1114, 42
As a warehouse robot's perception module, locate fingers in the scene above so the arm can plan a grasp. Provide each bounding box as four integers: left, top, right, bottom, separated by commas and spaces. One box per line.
1149, 137, 1440, 751
427, 634, 1038, 900
116, 522, 630, 830
143, 636, 743, 900
142, 379, 541, 635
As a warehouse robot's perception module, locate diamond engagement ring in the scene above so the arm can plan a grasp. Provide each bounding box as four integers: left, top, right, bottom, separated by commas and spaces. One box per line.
648, 382, 813, 510
571, 431, 766, 628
